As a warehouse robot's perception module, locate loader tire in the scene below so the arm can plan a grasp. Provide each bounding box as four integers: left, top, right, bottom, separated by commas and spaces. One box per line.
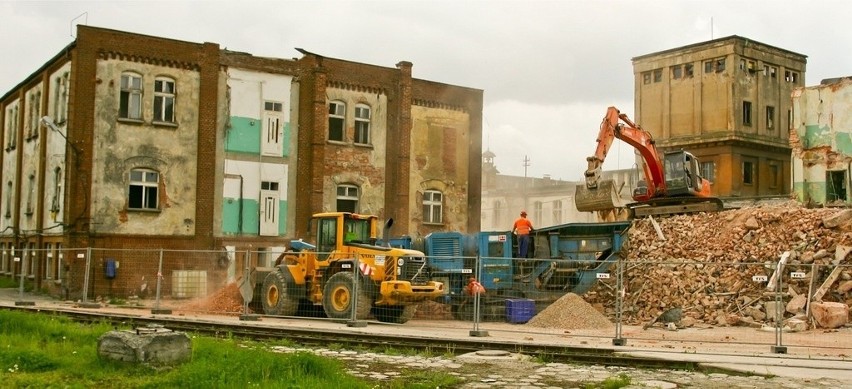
262, 270, 300, 316
322, 272, 372, 320
373, 305, 417, 324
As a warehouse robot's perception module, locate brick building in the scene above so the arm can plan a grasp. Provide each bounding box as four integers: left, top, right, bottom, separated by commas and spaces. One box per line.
632, 36, 806, 198
0, 25, 482, 298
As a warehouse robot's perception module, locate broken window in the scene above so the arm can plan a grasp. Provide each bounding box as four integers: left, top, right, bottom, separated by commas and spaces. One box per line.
119, 73, 143, 120
653, 69, 662, 83
328, 101, 345, 142
766, 106, 775, 131
715, 58, 726, 72
743, 161, 754, 185
672, 65, 682, 79
643, 72, 651, 85
128, 168, 159, 210
769, 162, 779, 189
742, 101, 752, 126
684, 63, 694, 78
704, 60, 713, 73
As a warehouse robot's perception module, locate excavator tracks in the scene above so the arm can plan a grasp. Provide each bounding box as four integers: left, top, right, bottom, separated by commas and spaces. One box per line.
627, 197, 725, 219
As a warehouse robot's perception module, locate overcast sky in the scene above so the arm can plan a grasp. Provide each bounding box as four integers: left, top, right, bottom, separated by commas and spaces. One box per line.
2, 0, 851, 180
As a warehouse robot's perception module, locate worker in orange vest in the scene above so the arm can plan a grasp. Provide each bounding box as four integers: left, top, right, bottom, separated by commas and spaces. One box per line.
512, 210, 534, 258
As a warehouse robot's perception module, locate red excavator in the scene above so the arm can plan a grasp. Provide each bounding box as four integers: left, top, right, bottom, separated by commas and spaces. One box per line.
575, 106, 723, 218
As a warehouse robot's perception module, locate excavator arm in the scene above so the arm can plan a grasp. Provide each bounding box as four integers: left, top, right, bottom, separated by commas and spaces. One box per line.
575, 106, 723, 217
582, 106, 666, 200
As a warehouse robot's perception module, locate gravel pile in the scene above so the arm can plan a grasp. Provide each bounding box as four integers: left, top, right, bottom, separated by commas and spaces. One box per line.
526, 293, 613, 330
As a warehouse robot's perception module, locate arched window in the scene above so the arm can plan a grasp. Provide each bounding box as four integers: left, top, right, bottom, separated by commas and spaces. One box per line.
423, 190, 443, 224
129, 168, 159, 210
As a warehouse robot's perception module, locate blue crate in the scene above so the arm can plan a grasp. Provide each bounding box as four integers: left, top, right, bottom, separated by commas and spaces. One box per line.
505, 298, 535, 324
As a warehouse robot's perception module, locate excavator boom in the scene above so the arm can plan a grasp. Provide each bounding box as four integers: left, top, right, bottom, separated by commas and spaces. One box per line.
574, 106, 722, 218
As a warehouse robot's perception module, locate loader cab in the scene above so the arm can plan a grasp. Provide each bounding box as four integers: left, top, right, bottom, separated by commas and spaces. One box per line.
313, 212, 379, 260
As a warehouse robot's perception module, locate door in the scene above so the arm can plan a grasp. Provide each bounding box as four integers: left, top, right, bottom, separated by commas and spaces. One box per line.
260, 186, 279, 236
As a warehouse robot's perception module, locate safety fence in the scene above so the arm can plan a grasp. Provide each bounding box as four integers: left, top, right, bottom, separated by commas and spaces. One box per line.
2, 248, 850, 356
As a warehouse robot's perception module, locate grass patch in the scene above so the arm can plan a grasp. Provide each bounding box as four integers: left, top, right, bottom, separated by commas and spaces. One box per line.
0, 310, 464, 388
585, 373, 632, 389
0, 277, 26, 289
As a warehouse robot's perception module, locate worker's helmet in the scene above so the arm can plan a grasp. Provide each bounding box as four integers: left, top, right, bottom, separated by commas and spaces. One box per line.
520, 210, 527, 216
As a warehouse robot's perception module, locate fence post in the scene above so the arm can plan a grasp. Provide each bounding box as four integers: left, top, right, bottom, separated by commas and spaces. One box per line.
79, 247, 100, 308
152, 248, 171, 314
612, 256, 626, 346
14, 250, 34, 306
771, 251, 789, 354
347, 252, 367, 327
469, 253, 488, 337
239, 250, 261, 321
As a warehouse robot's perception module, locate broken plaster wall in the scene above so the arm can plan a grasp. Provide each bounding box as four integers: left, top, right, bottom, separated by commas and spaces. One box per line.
322, 87, 388, 217
791, 80, 852, 205
90, 59, 200, 235
409, 105, 470, 236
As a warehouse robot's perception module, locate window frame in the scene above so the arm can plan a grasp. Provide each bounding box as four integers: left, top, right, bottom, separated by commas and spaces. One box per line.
128, 168, 159, 211
766, 106, 775, 131
354, 104, 371, 145
119, 72, 143, 121
422, 190, 443, 225
742, 101, 752, 126
700, 161, 716, 183
153, 77, 176, 124
336, 184, 359, 213
328, 101, 346, 142
743, 161, 754, 185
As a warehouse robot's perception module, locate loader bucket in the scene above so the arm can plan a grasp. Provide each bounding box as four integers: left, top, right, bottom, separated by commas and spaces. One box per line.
574, 180, 622, 212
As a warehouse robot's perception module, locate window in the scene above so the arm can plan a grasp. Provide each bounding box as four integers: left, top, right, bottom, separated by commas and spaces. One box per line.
785, 70, 799, 83
50, 167, 61, 220
153, 77, 175, 123
642, 72, 651, 84
5, 181, 12, 218
672, 65, 682, 79
25, 174, 34, 215
700, 161, 715, 183
766, 106, 775, 131
6, 105, 18, 150
28, 91, 41, 138
741, 59, 756, 74
743, 161, 754, 185
354, 104, 371, 145
742, 101, 752, 126
265, 101, 283, 112
704, 60, 713, 73
336, 184, 358, 213
653, 69, 662, 83
769, 66, 777, 79
328, 101, 345, 142
715, 58, 726, 72
54, 72, 69, 124
56, 243, 63, 282
684, 63, 694, 78
552, 200, 562, 225
423, 190, 443, 224
787, 109, 792, 131
119, 73, 143, 120
128, 169, 159, 210
44, 243, 53, 280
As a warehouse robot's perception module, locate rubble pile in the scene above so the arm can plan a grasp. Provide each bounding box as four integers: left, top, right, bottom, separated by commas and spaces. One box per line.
177, 282, 248, 316
584, 201, 852, 329
527, 293, 613, 330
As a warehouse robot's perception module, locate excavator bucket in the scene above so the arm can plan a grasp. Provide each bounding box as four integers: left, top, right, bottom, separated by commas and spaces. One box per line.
574, 179, 623, 212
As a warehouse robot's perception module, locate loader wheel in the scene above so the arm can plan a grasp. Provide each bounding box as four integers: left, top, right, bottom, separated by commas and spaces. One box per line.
262, 270, 300, 316
322, 272, 372, 320
373, 305, 417, 324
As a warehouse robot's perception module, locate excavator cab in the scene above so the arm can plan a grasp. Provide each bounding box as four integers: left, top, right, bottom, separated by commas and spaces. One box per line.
663, 150, 700, 196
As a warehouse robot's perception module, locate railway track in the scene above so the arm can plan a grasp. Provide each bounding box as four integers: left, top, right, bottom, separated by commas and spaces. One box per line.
2, 304, 704, 371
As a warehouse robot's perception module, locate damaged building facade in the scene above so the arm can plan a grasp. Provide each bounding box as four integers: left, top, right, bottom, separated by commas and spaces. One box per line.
0, 25, 482, 297
632, 36, 807, 199
790, 78, 852, 206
